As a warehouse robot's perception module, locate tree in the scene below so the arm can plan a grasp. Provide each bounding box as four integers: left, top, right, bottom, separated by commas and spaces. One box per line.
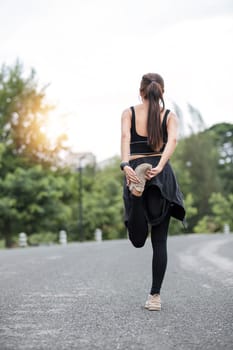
169, 193, 198, 235
204, 123, 233, 194
81, 158, 126, 240
172, 132, 221, 230
194, 192, 233, 233
171, 121, 233, 232
0, 61, 68, 247
0, 165, 72, 247
1, 60, 232, 246
0, 60, 67, 170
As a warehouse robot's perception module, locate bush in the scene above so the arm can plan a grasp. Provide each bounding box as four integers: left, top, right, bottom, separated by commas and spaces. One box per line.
28, 232, 58, 245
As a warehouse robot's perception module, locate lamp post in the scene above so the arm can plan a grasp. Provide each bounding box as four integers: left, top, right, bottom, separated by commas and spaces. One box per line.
76, 152, 95, 242
77, 155, 86, 242
78, 162, 83, 241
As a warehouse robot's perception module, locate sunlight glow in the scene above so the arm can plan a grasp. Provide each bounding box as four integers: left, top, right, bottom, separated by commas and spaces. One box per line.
41, 112, 69, 145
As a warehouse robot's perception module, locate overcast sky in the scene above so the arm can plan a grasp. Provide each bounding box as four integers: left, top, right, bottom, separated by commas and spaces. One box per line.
0, 0, 233, 161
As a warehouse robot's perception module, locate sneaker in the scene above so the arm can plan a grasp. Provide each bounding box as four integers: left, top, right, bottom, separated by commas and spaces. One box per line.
146, 294, 161, 311
144, 294, 153, 309
129, 163, 152, 194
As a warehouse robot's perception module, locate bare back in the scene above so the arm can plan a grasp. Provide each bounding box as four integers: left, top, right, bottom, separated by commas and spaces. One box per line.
133, 104, 167, 137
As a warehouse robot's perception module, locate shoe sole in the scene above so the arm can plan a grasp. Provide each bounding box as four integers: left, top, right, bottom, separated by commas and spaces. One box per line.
145, 303, 161, 311
148, 306, 161, 311
130, 163, 152, 193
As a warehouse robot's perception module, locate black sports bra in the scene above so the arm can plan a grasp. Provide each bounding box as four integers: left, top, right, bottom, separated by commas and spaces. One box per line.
130, 106, 170, 155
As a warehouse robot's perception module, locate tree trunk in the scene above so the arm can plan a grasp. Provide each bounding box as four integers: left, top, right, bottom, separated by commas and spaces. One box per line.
4, 220, 13, 248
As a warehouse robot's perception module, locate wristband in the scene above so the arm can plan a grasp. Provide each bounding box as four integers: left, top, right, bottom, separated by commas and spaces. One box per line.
120, 161, 129, 171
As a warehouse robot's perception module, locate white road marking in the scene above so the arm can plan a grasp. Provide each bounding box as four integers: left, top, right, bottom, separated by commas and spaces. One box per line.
178, 236, 233, 286
199, 239, 233, 273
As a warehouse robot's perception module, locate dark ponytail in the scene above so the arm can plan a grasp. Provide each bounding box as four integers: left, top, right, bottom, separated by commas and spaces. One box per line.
140, 73, 165, 151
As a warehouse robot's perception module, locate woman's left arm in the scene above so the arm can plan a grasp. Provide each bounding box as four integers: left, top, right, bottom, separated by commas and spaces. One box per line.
146, 112, 178, 179
121, 109, 140, 184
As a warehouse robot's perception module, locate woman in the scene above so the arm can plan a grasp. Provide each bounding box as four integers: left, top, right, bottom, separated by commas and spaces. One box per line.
120, 73, 185, 311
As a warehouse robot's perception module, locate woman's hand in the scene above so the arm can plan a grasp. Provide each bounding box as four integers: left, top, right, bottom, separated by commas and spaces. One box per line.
124, 166, 140, 186
145, 165, 163, 180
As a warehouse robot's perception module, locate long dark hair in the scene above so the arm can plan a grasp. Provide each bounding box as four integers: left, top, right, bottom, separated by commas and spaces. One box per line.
140, 73, 165, 151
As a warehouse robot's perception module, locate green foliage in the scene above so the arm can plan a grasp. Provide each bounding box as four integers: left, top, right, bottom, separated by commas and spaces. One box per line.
173, 123, 233, 232
0, 60, 67, 168
0, 61, 69, 246
204, 123, 233, 194
171, 121, 233, 232
168, 193, 198, 235
28, 232, 58, 245
194, 193, 233, 233
0, 165, 73, 246
0, 60, 232, 247
194, 216, 219, 233
172, 131, 221, 231
81, 158, 126, 240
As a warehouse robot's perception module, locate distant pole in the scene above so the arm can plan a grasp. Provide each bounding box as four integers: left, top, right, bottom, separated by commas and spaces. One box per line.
78, 162, 83, 241
76, 153, 94, 242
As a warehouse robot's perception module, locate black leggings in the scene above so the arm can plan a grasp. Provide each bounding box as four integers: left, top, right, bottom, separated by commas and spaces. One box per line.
127, 186, 171, 295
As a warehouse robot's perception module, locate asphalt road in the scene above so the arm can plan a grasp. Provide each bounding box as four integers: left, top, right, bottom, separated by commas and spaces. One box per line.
0, 233, 233, 350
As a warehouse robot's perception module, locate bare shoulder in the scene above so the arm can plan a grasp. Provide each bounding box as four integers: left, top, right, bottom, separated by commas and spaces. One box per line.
167, 111, 178, 124
134, 103, 143, 110
121, 107, 132, 121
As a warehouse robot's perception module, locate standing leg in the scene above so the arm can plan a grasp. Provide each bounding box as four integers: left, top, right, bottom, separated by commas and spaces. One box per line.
127, 194, 148, 248
150, 213, 171, 295
143, 186, 171, 295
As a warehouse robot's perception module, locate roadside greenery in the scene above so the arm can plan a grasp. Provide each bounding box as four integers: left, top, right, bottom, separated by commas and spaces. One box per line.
0, 61, 232, 247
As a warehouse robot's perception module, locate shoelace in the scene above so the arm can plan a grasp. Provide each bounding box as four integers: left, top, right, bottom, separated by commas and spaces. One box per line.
150, 295, 161, 303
